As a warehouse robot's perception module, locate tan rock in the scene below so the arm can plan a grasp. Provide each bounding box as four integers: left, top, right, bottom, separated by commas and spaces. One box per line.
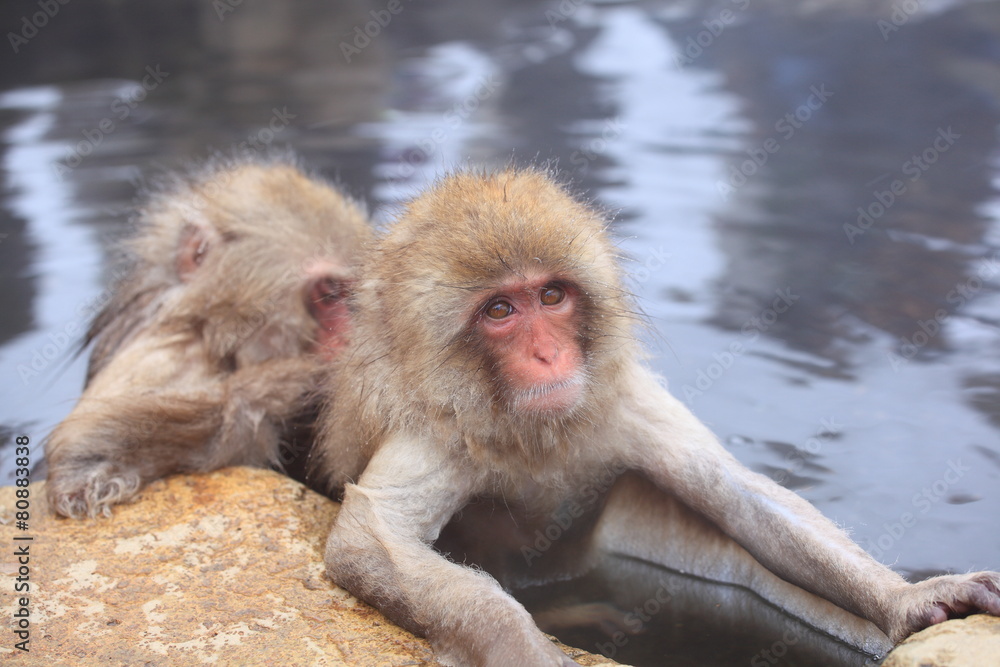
882, 615, 1000, 667
0, 467, 622, 666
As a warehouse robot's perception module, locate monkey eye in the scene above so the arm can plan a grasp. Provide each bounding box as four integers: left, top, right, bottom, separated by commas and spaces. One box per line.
485, 301, 514, 320
539, 286, 565, 306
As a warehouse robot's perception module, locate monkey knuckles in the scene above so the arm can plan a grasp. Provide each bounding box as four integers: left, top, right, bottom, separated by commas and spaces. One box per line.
47, 463, 141, 519
891, 572, 1000, 642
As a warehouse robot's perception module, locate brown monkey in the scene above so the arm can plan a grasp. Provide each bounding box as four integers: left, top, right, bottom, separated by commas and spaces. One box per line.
316, 169, 1000, 667
46, 159, 371, 519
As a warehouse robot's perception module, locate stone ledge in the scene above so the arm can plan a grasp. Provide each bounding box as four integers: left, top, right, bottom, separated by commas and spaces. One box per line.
882, 614, 1000, 667
0, 467, 621, 666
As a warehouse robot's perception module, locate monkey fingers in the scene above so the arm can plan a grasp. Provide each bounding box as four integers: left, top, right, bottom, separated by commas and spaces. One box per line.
47, 461, 141, 519
892, 572, 1000, 642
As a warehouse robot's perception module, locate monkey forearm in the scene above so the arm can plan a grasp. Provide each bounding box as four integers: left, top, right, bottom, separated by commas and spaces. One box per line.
623, 381, 906, 629
615, 369, 1000, 644
46, 392, 226, 517
49, 393, 225, 471
686, 448, 903, 627
717, 482, 1000, 643
48, 358, 321, 518
326, 434, 583, 666
719, 472, 906, 625
327, 487, 578, 667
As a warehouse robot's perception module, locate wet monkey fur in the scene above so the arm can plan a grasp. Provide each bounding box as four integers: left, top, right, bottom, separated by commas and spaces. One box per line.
45, 160, 371, 519
316, 169, 1000, 666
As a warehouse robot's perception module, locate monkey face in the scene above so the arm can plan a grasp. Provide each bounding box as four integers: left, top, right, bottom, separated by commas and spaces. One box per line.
475, 279, 586, 414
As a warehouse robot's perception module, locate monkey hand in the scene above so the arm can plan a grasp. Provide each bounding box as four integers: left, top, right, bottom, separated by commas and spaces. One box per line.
886, 571, 1000, 643
46, 459, 141, 519
44, 392, 224, 519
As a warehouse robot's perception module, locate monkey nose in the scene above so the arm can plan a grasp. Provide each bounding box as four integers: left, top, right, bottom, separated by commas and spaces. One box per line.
532, 343, 559, 364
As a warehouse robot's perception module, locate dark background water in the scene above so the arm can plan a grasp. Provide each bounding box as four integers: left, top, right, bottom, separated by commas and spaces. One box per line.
1, 0, 999, 664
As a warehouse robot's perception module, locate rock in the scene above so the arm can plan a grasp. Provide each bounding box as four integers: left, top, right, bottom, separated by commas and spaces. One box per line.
0, 467, 623, 666
882, 615, 1000, 667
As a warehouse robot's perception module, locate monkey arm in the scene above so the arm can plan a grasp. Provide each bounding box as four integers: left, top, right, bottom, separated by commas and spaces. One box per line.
47, 350, 320, 518
616, 365, 930, 639
324, 434, 581, 667
45, 390, 226, 518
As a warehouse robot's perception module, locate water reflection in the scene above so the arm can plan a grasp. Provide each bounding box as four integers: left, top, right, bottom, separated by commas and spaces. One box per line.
1, 0, 999, 664
682, 2, 1000, 368
521, 554, 876, 667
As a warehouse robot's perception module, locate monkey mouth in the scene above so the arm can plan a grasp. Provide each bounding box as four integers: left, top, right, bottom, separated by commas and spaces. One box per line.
511, 375, 586, 414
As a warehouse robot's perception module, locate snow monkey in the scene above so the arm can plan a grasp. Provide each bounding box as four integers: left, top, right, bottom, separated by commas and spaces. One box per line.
315, 168, 1000, 666
46, 159, 371, 519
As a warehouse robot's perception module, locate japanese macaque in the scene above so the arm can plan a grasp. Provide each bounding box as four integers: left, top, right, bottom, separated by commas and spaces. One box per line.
316, 169, 1000, 667
46, 160, 371, 519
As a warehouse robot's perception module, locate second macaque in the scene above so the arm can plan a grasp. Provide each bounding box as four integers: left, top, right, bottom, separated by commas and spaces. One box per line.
316, 169, 1000, 666
46, 159, 371, 519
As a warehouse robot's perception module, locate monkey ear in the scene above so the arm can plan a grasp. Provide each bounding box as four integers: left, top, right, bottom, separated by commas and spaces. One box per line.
306, 276, 352, 358
176, 224, 211, 282
306, 276, 350, 330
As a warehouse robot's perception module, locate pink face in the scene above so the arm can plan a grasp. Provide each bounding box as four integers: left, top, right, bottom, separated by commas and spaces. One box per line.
307, 276, 352, 360
476, 279, 585, 413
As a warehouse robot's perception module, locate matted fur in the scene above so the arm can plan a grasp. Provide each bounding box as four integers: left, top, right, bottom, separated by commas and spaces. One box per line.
88, 157, 370, 377
46, 157, 372, 518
